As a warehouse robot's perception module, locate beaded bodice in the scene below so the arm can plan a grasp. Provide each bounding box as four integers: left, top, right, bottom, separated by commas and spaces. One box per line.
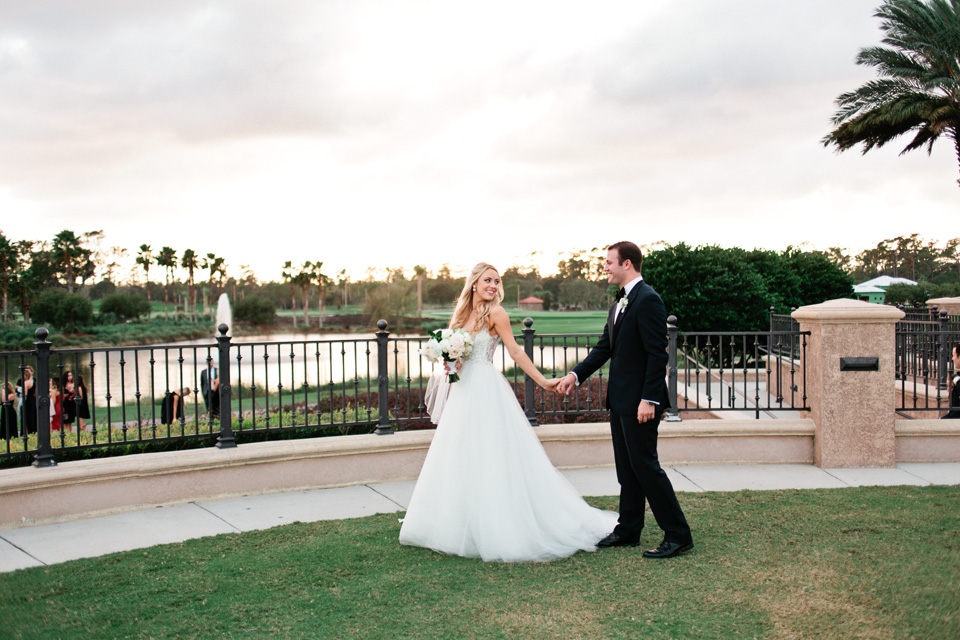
466, 330, 499, 364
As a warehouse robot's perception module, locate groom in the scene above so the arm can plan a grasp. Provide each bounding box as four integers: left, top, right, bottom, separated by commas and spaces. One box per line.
556, 241, 693, 559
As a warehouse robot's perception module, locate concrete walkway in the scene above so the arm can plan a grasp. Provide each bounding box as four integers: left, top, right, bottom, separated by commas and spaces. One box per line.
2, 462, 958, 574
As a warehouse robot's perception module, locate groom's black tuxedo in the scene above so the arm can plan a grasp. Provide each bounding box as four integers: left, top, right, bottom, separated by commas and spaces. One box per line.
573, 280, 670, 414
573, 279, 691, 546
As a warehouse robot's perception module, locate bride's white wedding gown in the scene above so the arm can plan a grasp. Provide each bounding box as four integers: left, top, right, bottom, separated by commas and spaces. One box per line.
399, 329, 618, 562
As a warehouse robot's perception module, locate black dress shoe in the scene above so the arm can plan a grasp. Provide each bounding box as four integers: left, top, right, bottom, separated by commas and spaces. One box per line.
597, 532, 640, 548
642, 540, 694, 559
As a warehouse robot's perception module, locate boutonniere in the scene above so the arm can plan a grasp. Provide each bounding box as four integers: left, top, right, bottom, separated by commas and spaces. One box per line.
617, 296, 629, 312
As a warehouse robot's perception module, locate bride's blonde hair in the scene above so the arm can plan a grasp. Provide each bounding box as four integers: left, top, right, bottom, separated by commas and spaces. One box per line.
450, 262, 504, 333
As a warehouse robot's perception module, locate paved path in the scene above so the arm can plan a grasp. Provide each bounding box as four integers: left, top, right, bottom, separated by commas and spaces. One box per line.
2, 462, 958, 574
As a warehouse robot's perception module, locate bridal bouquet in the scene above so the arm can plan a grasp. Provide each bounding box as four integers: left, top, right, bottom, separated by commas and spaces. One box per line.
419, 328, 473, 383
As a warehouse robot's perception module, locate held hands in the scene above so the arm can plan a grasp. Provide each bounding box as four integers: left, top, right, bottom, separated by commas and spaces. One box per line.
541, 378, 559, 392
553, 373, 577, 396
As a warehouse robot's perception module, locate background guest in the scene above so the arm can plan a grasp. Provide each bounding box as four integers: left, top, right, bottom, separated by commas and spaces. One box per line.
61, 371, 77, 432
76, 373, 90, 430
16, 366, 36, 435
1, 382, 17, 440
160, 387, 190, 426
50, 378, 62, 432
200, 363, 220, 420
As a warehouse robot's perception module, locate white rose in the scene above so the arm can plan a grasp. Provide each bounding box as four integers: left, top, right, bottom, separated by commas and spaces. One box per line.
419, 341, 441, 360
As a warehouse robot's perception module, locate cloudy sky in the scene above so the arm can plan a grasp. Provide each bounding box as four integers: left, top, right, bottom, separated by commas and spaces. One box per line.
1, 0, 956, 282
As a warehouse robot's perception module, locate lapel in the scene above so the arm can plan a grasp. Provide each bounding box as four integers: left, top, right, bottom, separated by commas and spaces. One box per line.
610, 282, 641, 347
607, 302, 618, 343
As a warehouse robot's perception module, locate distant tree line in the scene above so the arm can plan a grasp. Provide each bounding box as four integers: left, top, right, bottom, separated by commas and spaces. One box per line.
7, 228, 959, 335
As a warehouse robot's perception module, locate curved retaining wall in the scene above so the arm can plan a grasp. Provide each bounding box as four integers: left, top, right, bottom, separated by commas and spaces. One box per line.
1, 418, 957, 529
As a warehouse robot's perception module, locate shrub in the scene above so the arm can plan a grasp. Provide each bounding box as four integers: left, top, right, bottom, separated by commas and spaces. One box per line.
364, 281, 416, 328
99, 293, 151, 322
31, 290, 94, 331
234, 296, 277, 325
88, 279, 117, 301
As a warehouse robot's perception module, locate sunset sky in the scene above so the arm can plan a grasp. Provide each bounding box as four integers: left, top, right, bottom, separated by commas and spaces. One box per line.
1, 0, 956, 282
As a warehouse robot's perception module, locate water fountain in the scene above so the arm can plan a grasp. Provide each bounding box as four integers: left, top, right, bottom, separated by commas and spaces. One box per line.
215, 293, 232, 336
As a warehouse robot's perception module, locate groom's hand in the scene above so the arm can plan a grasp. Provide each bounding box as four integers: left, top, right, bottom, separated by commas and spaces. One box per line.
637, 400, 656, 424
555, 374, 576, 396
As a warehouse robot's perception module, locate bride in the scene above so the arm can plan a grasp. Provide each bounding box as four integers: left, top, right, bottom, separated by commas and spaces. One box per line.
399, 262, 617, 562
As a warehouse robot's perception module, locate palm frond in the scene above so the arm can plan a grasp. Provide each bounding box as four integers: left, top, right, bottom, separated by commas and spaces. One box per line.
824, 0, 960, 183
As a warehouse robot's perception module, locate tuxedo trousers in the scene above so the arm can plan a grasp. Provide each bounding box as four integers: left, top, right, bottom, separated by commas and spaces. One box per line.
609, 411, 691, 544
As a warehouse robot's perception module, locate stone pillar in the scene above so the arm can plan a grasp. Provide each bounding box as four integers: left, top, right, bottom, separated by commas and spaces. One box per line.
926, 296, 960, 316
792, 299, 904, 468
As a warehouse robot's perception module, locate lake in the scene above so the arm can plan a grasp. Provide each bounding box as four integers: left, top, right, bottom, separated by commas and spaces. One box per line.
39, 331, 597, 413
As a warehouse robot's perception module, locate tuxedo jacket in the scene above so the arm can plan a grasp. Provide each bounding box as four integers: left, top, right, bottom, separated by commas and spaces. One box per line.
573, 280, 670, 416
200, 367, 218, 405
945, 377, 960, 419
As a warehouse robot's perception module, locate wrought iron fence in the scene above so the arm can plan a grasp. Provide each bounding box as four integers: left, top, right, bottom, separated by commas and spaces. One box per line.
895, 308, 960, 415
2, 316, 811, 467
769, 307, 799, 335
667, 316, 809, 419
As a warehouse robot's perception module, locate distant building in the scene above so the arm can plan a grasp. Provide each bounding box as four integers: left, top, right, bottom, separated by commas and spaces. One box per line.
519, 296, 544, 311
853, 275, 917, 304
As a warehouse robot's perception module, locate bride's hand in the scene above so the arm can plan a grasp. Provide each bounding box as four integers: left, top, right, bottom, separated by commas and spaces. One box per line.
443, 360, 463, 374
541, 378, 560, 392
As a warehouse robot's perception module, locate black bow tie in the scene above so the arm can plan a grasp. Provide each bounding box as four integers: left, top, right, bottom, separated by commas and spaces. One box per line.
614, 288, 626, 302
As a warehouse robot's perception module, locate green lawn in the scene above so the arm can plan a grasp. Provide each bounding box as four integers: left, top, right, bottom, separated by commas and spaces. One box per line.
421, 308, 609, 336
1, 486, 957, 639
504, 309, 607, 335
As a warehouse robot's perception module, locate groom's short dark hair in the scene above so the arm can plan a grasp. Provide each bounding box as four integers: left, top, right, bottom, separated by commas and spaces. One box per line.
609, 241, 643, 270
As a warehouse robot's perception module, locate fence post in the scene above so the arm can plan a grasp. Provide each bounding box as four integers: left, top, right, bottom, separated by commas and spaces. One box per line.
665, 315, 681, 422
793, 300, 903, 467
215, 323, 236, 449
939, 309, 950, 391
32, 328, 56, 467
522, 317, 538, 427
375, 320, 393, 435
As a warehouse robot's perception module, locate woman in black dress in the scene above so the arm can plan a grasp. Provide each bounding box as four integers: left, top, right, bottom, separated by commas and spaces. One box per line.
61, 371, 77, 430
1, 382, 17, 440
160, 387, 190, 426
76, 373, 90, 430
16, 366, 36, 435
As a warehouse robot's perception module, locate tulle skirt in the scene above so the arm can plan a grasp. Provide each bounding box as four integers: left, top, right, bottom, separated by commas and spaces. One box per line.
399, 359, 617, 562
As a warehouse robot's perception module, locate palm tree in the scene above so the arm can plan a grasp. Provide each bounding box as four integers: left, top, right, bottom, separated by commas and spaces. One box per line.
105, 246, 127, 284
282, 261, 312, 327
136, 244, 153, 309
181, 249, 199, 321
337, 269, 348, 308
822, 0, 960, 186
281, 261, 299, 327
156, 246, 177, 318
215, 259, 228, 299
202, 253, 225, 318
307, 261, 326, 328
51, 230, 84, 293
